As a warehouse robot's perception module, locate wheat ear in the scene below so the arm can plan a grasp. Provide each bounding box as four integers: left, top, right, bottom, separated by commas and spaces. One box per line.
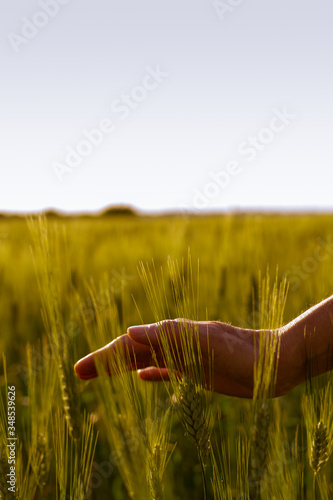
36, 434, 49, 487
251, 401, 271, 481
178, 375, 210, 467
59, 361, 82, 440
148, 443, 164, 500
310, 421, 329, 474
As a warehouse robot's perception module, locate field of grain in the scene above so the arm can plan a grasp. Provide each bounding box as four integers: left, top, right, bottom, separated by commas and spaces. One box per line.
1, 212, 333, 499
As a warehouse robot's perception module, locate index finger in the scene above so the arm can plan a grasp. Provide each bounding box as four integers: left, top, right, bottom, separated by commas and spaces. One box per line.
74, 333, 161, 380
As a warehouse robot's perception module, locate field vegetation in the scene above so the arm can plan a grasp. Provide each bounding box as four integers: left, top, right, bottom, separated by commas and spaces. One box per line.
1, 212, 333, 499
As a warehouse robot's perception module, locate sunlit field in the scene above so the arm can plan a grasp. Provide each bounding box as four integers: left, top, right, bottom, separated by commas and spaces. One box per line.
1, 212, 333, 499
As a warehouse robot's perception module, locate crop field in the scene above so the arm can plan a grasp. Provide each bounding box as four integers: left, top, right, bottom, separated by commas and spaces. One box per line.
1, 212, 333, 499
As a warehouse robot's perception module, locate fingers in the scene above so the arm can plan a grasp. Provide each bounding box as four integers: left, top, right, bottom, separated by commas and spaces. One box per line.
127, 322, 171, 347
74, 319, 215, 381
128, 319, 196, 347
74, 334, 159, 380
137, 367, 171, 382
128, 319, 211, 360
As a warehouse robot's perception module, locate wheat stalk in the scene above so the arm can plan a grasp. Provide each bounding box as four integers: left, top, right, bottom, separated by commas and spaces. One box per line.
28, 219, 83, 441
0, 447, 10, 500
302, 347, 333, 494
71, 474, 87, 500
250, 271, 288, 497
53, 409, 69, 499
25, 340, 55, 491
53, 409, 97, 500
137, 257, 213, 499
81, 278, 174, 500
310, 421, 329, 474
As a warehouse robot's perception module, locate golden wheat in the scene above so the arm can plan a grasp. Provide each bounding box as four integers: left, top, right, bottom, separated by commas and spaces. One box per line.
178, 375, 210, 467
29, 219, 83, 442
250, 272, 288, 498
251, 401, 271, 481
59, 361, 82, 440
310, 421, 329, 474
9, 214, 333, 496
148, 443, 164, 500
36, 434, 48, 487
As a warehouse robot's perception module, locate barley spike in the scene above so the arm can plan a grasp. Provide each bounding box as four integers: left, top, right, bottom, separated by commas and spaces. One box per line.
251, 401, 271, 481
148, 444, 164, 500
59, 362, 82, 440
178, 376, 210, 467
36, 434, 49, 487
310, 421, 329, 474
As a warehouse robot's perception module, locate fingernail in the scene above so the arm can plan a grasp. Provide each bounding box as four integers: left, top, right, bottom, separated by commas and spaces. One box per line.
74, 355, 97, 379
127, 325, 146, 338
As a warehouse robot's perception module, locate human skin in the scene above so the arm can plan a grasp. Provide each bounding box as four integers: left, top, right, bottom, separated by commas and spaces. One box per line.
74, 295, 333, 398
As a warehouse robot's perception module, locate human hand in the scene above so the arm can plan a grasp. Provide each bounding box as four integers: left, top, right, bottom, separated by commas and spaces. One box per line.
74, 319, 294, 398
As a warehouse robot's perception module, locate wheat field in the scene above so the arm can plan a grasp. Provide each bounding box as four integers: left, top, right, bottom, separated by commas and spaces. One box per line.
1, 212, 333, 499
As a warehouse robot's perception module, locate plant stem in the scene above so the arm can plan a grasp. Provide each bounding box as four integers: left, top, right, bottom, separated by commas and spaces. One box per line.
200, 456, 207, 500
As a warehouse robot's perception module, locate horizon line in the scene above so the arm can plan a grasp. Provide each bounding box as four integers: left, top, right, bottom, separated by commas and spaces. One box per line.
1, 204, 333, 218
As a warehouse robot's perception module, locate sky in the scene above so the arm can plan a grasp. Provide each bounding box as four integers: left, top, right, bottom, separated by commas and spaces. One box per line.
1, 0, 333, 213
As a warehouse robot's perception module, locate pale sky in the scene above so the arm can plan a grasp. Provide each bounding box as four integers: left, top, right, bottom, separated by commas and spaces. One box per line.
1, 0, 332, 213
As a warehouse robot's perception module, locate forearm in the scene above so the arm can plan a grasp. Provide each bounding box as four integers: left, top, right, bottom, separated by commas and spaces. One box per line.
280, 295, 333, 393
